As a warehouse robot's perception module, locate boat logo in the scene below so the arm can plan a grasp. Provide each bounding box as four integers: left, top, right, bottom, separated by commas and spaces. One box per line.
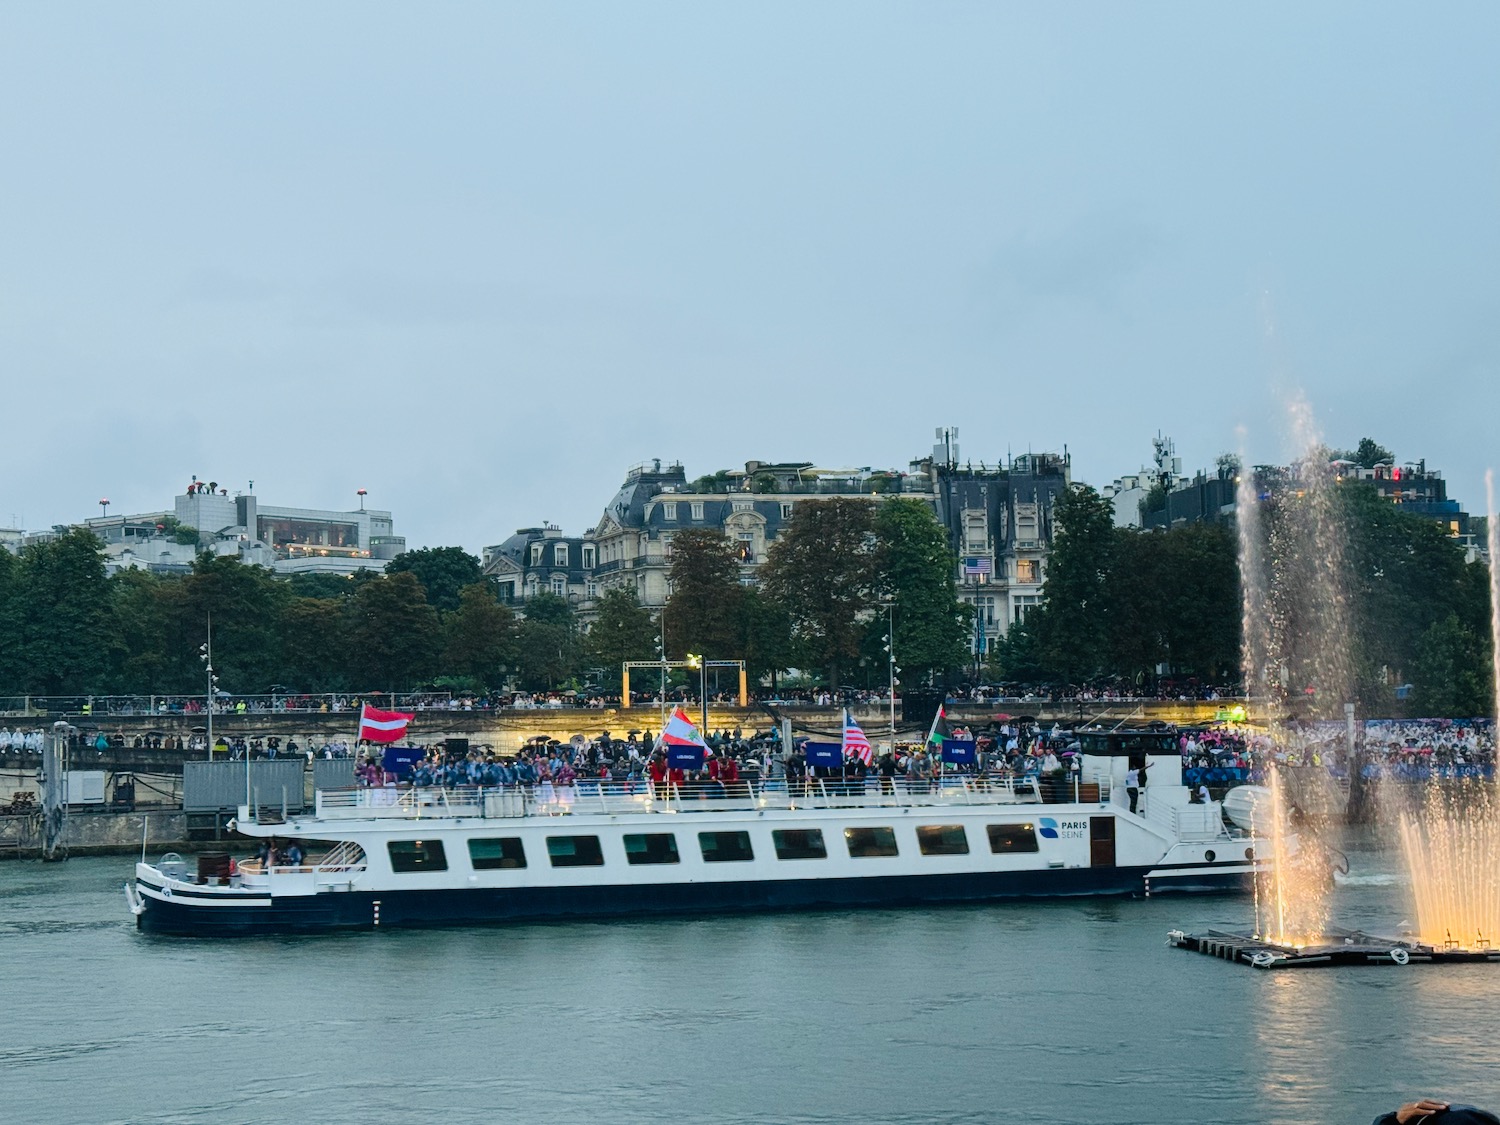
1038, 817, 1059, 839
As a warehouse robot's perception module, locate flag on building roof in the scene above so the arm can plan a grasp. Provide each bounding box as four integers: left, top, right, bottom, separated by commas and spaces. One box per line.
657, 705, 707, 769
842, 709, 873, 765
359, 703, 414, 744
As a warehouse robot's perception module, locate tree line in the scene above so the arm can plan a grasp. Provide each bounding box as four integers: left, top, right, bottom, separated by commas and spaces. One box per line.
0, 498, 972, 699
994, 478, 1494, 718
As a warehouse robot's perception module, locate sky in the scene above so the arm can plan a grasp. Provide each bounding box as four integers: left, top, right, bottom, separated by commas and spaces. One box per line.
2, 3, 1497, 551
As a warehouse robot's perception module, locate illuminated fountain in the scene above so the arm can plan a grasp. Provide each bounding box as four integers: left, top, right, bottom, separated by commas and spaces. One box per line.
1235, 396, 1352, 946
1379, 470, 1500, 954
1174, 410, 1500, 968
1395, 781, 1500, 951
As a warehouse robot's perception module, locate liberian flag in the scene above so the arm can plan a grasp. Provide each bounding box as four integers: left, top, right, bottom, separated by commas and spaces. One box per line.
359, 703, 414, 744
657, 705, 707, 769
842, 709, 873, 765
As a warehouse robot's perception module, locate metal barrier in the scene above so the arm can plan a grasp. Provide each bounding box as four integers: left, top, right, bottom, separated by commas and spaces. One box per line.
184, 760, 306, 813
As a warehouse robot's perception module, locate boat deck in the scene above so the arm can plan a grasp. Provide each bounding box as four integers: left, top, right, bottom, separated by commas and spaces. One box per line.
1168, 927, 1500, 969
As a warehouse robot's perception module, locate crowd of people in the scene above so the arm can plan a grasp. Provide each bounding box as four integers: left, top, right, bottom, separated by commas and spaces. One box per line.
0, 727, 46, 752
343, 719, 1112, 802
9, 680, 1261, 721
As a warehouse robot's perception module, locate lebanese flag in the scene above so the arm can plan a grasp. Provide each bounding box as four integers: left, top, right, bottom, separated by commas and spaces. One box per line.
359, 703, 414, 744
656, 705, 707, 769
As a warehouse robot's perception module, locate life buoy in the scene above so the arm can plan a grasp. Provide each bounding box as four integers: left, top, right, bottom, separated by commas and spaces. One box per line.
1390, 947, 1410, 966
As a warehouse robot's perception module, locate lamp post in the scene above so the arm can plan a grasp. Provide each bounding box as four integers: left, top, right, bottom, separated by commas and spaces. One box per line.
655, 628, 667, 733
880, 598, 898, 753
687, 652, 707, 732
99, 498, 110, 520
199, 613, 217, 760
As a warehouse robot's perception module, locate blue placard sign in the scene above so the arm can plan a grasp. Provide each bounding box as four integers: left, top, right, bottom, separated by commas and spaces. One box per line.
382, 745, 423, 777
803, 740, 843, 768
941, 738, 977, 765
665, 742, 705, 770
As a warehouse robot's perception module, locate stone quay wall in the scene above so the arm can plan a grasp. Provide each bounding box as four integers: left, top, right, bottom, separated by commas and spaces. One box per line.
0, 809, 190, 860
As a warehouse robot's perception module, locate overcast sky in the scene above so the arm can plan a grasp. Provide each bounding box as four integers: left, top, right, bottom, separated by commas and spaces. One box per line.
3, 3, 1497, 551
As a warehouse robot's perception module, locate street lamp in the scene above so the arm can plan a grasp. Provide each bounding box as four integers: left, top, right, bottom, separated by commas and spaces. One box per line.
655, 628, 667, 732
99, 498, 110, 519
199, 613, 217, 760
880, 598, 899, 754
687, 652, 708, 732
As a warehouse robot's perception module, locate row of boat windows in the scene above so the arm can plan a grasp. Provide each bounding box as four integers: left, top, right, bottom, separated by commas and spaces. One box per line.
387, 823, 1041, 874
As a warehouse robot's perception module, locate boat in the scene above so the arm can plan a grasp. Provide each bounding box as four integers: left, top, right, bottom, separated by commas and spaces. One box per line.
126, 729, 1269, 936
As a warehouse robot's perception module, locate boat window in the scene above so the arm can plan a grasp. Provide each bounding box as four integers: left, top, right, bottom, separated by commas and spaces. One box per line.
547, 835, 605, 867
699, 830, 754, 862
844, 826, 899, 858
987, 823, 1040, 853
388, 839, 447, 873
469, 837, 526, 870
772, 829, 827, 860
624, 833, 680, 865
917, 825, 969, 856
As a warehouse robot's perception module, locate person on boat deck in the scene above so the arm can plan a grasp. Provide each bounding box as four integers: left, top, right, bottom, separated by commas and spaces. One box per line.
1125, 765, 1140, 813
1373, 1101, 1498, 1125
287, 841, 304, 868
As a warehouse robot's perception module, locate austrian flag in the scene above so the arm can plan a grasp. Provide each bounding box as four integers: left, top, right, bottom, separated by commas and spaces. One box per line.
359, 703, 414, 744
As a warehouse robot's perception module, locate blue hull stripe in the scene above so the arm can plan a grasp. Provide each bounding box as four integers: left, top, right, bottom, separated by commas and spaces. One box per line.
136, 866, 1251, 936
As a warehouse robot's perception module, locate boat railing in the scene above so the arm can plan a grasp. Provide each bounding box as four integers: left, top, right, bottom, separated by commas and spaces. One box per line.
234, 841, 368, 882
311, 775, 1067, 820
1171, 803, 1224, 842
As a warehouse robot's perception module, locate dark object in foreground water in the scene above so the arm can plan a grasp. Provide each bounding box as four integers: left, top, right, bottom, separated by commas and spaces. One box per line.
1168, 927, 1500, 969
1372, 1102, 1500, 1125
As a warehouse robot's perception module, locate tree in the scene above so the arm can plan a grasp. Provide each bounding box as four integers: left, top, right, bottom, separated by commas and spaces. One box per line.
872, 498, 970, 683
662, 529, 744, 659
1350, 437, 1395, 468
344, 572, 443, 688
286, 570, 373, 600
159, 555, 288, 694
988, 615, 1046, 683
585, 587, 658, 673
1030, 485, 1115, 683
16, 528, 116, 694
386, 546, 486, 613
513, 592, 579, 691
740, 588, 793, 689
1154, 523, 1239, 680
280, 598, 350, 691
444, 583, 518, 690
760, 499, 875, 689
108, 568, 172, 693
0, 547, 25, 693
1410, 614, 1490, 718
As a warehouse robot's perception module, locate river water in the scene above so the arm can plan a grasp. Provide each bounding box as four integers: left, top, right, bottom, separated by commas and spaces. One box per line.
3, 835, 1496, 1125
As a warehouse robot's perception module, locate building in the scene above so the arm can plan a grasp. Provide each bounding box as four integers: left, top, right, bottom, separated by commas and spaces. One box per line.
1124, 448, 1472, 541
80, 479, 406, 576
485, 432, 1075, 651
1340, 460, 1470, 539
483, 524, 598, 605
926, 440, 1072, 652
1102, 434, 1182, 529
